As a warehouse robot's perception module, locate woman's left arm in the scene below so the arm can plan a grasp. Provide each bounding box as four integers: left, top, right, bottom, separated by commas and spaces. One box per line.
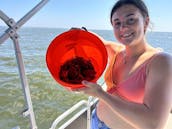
142, 53, 172, 129
78, 53, 172, 129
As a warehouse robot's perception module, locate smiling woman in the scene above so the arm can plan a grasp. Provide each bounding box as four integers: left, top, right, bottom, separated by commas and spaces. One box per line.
74, 0, 172, 129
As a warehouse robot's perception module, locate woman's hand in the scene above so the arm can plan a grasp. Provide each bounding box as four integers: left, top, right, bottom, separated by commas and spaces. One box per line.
72, 80, 104, 97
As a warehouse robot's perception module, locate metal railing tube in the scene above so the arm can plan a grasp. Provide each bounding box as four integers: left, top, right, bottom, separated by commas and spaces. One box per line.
0, 0, 50, 44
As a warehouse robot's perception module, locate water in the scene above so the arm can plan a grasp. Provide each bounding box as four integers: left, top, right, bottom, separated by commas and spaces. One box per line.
0, 26, 172, 129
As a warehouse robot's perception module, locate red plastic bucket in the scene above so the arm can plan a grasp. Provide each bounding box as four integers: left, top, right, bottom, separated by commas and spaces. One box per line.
46, 29, 108, 89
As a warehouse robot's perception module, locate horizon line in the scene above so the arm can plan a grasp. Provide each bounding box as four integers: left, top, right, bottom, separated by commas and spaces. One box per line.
0, 25, 172, 33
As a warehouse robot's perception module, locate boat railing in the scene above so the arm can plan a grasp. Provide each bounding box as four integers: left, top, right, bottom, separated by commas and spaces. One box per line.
0, 1, 49, 129
0, 1, 99, 129
50, 97, 98, 129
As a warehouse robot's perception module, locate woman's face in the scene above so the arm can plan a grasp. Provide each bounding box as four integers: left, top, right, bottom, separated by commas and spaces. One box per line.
111, 4, 149, 46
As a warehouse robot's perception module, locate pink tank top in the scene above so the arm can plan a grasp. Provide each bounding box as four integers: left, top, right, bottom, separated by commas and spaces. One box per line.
107, 53, 159, 104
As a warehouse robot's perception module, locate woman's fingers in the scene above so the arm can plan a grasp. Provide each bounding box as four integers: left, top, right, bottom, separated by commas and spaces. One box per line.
70, 80, 103, 97
72, 86, 88, 92
82, 80, 97, 88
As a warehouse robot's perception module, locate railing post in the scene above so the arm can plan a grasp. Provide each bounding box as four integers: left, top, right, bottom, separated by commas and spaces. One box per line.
0, 0, 50, 128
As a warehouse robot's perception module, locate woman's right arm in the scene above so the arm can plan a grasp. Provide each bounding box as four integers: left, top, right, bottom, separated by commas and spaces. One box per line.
88, 31, 124, 61
104, 40, 124, 61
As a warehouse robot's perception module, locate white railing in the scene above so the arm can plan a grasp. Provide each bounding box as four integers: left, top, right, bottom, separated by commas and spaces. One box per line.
50, 97, 98, 129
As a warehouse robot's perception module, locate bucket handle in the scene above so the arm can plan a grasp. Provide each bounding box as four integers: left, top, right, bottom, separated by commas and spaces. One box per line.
70, 26, 88, 31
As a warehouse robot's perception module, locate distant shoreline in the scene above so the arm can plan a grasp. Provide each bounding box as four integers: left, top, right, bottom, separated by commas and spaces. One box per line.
0, 25, 172, 33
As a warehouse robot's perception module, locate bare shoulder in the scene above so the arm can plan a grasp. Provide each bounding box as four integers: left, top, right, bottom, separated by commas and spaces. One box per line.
149, 52, 172, 73
146, 52, 172, 91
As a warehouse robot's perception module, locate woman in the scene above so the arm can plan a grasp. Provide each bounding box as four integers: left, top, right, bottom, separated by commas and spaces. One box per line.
75, 0, 172, 129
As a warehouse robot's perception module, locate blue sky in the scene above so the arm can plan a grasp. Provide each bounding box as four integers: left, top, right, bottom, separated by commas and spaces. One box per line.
0, 0, 172, 32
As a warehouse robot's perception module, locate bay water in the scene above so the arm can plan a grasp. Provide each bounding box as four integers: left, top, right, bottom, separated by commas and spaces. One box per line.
0, 26, 172, 129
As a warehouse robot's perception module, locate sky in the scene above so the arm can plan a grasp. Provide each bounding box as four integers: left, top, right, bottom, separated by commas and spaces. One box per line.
0, 0, 172, 32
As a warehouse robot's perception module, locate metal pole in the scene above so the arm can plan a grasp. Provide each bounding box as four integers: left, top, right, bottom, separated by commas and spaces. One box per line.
0, 0, 50, 128
11, 34, 38, 129
0, 0, 50, 44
